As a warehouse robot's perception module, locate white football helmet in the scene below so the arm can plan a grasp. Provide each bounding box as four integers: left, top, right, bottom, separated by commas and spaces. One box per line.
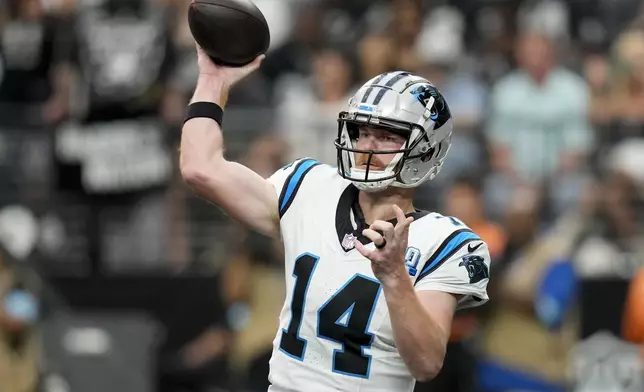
335, 71, 453, 193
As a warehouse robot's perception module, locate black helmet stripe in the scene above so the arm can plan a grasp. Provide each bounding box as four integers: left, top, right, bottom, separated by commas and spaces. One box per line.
360, 73, 387, 103
371, 72, 410, 105
360, 71, 407, 104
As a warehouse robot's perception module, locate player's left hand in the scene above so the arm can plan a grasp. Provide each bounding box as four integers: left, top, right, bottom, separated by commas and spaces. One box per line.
354, 205, 414, 283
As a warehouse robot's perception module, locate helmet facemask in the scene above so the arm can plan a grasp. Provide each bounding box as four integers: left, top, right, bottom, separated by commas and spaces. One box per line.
335, 111, 441, 193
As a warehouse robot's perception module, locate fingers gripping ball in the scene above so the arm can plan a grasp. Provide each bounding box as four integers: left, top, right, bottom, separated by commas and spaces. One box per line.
355, 205, 415, 281
188, 0, 270, 67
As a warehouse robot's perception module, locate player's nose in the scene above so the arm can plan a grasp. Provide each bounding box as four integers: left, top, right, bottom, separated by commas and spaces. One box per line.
360, 135, 378, 150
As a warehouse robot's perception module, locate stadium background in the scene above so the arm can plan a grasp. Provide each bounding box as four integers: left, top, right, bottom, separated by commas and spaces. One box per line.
0, 0, 643, 391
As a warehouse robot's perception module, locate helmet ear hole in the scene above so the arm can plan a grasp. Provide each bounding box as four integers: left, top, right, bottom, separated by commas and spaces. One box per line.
421, 146, 436, 163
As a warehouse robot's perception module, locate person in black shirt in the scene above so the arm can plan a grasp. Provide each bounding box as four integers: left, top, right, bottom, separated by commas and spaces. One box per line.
0, 0, 72, 127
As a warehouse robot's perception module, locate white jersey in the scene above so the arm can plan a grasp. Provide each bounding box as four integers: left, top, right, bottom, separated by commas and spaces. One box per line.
266, 159, 491, 392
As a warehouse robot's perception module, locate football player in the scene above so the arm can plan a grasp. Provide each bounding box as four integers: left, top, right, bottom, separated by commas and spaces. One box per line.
180, 47, 491, 392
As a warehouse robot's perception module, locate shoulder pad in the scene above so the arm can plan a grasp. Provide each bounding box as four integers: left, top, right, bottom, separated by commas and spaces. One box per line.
268, 158, 321, 218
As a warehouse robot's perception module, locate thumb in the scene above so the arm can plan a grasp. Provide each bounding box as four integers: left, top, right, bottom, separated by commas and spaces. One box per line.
195, 43, 209, 59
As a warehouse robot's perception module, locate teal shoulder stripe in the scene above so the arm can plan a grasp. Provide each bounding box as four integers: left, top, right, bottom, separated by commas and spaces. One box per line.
278, 159, 320, 217
414, 229, 481, 283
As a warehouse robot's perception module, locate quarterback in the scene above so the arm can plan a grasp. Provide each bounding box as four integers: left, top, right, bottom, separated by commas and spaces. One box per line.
180, 47, 491, 392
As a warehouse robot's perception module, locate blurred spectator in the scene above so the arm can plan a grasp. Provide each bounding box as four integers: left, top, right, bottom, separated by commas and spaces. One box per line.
358, 33, 395, 80
0, 0, 73, 127
488, 32, 593, 180
0, 250, 40, 392
75, 0, 174, 111
277, 45, 357, 165
0, 0, 73, 207
517, 0, 570, 43
52, 0, 187, 272
584, 53, 612, 127
574, 139, 644, 280
358, 0, 425, 77
486, 32, 594, 220
416, 5, 466, 68
388, 0, 424, 72
603, 29, 644, 145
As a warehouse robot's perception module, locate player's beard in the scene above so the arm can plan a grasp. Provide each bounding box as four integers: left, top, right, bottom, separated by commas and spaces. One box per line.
355, 153, 387, 170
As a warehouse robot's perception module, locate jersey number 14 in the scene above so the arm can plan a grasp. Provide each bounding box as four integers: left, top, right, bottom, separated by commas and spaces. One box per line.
279, 253, 381, 379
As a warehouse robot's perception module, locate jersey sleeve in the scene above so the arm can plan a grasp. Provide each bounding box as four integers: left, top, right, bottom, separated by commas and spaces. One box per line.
267, 158, 321, 218
413, 230, 491, 310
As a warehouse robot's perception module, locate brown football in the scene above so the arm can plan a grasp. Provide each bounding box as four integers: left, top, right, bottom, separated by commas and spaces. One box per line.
188, 0, 270, 67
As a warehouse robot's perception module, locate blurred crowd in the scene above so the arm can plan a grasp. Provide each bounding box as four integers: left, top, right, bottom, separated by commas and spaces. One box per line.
0, 0, 644, 391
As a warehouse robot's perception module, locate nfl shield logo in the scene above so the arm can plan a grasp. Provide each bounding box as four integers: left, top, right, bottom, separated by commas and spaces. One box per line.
342, 233, 356, 250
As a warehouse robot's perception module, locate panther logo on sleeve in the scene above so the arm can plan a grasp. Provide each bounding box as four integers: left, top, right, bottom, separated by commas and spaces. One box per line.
459, 255, 489, 284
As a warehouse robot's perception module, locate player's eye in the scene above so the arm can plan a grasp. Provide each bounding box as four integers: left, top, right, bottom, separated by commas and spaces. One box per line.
358, 129, 370, 139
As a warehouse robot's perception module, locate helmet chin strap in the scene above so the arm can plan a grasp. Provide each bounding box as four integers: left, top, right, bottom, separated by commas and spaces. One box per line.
353, 181, 391, 193
350, 169, 395, 192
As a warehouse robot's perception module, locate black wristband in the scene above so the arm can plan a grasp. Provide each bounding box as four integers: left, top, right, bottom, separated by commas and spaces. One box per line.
184, 102, 224, 127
